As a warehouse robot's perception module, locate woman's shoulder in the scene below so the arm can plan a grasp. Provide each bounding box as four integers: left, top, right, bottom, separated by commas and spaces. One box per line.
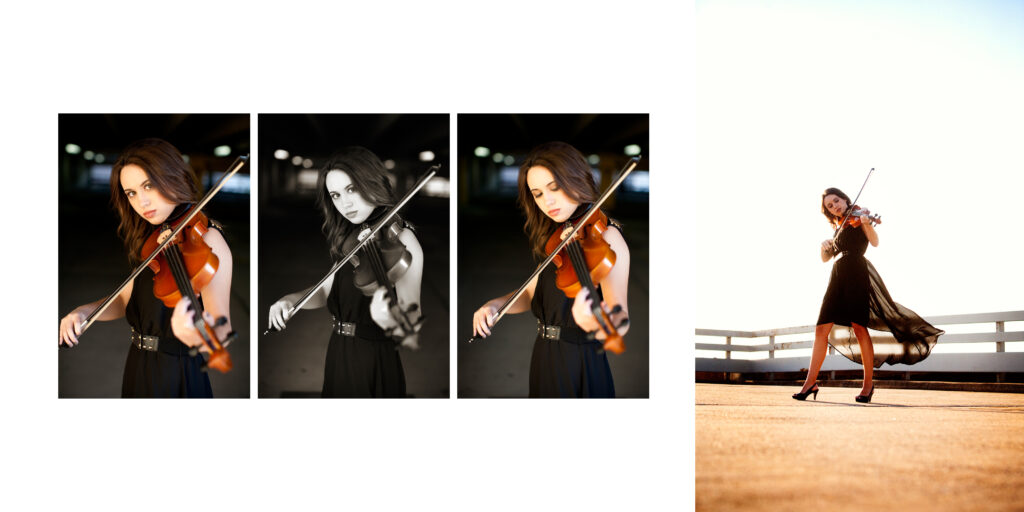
202, 220, 231, 252
602, 219, 628, 252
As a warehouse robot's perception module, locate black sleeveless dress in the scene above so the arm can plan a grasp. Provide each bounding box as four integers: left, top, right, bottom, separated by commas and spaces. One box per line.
121, 221, 225, 398
527, 219, 618, 398
817, 225, 943, 367
322, 240, 406, 398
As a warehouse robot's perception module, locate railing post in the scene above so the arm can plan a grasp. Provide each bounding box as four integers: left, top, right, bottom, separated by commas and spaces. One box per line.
996, 321, 1005, 353
769, 335, 775, 359
725, 336, 731, 360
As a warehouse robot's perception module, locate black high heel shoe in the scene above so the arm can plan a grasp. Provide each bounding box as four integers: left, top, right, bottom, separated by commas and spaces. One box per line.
792, 384, 819, 401
855, 384, 875, 403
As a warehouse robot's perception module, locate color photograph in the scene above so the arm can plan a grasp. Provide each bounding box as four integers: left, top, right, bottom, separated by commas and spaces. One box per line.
57, 114, 251, 398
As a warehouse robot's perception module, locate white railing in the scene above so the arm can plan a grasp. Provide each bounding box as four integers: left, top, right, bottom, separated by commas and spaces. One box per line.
696, 311, 1024, 373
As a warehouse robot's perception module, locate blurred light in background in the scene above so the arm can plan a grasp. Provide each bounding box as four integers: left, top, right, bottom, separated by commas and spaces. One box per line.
89, 164, 113, 189
622, 170, 650, 193
83, 150, 95, 161
492, 152, 504, 163
383, 159, 396, 170
210, 171, 251, 194
423, 176, 450, 198
499, 166, 519, 189
588, 154, 601, 165
274, 149, 290, 160
214, 145, 231, 157
474, 146, 490, 158
503, 155, 515, 166
291, 155, 303, 166
182, 154, 189, 164
302, 158, 313, 169
65, 143, 81, 155
297, 169, 319, 192
94, 153, 105, 163
624, 144, 641, 156
419, 150, 435, 162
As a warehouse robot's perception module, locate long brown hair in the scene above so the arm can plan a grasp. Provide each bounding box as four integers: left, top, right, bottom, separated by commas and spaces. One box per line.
517, 141, 599, 259
110, 138, 200, 263
315, 147, 396, 261
821, 187, 853, 229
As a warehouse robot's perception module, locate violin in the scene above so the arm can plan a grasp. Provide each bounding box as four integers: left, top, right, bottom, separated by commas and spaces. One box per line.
341, 213, 422, 345
66, 155, 247, 374
841, 205, 881, 228
545, 208, 625, 354
142, 206, 234, 373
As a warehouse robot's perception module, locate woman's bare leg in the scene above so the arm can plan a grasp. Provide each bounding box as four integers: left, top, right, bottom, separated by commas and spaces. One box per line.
851, 323, 874, 395
800, 323, 832, 392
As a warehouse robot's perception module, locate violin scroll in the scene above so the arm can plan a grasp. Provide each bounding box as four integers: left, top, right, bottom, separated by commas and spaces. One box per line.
843, 206, 881, 228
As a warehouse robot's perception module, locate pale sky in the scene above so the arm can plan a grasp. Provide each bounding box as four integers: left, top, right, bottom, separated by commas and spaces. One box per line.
696, 0, 1024, 338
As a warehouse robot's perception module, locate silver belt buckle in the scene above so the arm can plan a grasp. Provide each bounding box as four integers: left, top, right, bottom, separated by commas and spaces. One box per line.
332, 317, 357, 336
131, 329, 160, 351
537, 321, 560, 340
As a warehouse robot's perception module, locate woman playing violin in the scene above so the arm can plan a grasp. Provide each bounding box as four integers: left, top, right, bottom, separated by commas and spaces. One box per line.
58, 138, 234, 398
793, 187, 942, 403
472, 141, 630, 398
268, 147, 423, 398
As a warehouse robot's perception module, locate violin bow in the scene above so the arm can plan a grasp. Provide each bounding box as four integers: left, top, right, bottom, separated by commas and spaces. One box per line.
264, 164, 439, 335
73, 155, 249, 338
468, 156, 640, 344
831, 167, 874, 252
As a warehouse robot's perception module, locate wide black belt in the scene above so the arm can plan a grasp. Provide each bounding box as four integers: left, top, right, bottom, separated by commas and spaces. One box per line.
538, 321, 561, 340
332, 317, 357, 336
130, 328, 192, 356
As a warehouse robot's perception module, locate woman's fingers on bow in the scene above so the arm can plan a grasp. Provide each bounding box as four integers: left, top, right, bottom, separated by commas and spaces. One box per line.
59, 313, 81, 347
473, 306, 492, 337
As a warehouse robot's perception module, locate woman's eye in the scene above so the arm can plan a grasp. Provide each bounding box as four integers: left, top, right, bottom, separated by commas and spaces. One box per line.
330, 192, 339, 200
126, 191, 135, 198
533, 192, 542, 199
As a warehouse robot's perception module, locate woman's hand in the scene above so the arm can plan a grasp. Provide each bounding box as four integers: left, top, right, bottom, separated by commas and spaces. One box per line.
473, 303, 498, 338
268, 298, 295, 331
59, 308, 88, 347
571, 288, 602, 333
171, 297, 214, 351
171, 297, 215, 352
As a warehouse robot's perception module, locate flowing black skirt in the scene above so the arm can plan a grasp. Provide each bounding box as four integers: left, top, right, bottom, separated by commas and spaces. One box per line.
322, 333, 406, 398
121, 342, 213, 398
528, 336, 615, 398
818, 256, 943, 368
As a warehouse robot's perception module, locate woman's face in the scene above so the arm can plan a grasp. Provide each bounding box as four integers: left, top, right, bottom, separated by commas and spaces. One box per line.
526, 165, 580, 223
823, 194, 849, 218
120, 164, 178, 225
326, 169, 375, 225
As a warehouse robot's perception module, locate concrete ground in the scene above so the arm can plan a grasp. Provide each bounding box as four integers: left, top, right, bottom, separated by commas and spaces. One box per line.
696, 383, 1024, 512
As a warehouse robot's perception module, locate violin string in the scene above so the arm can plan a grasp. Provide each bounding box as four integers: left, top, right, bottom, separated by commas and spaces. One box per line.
565, 237, 612, 334
165, 241, 220, 350
165, 244, 201, 314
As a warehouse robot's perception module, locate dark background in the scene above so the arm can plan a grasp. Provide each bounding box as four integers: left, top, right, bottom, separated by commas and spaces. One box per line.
457, 114, 650, 398
258, 114, 450, 398
57, 113, 251, 398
